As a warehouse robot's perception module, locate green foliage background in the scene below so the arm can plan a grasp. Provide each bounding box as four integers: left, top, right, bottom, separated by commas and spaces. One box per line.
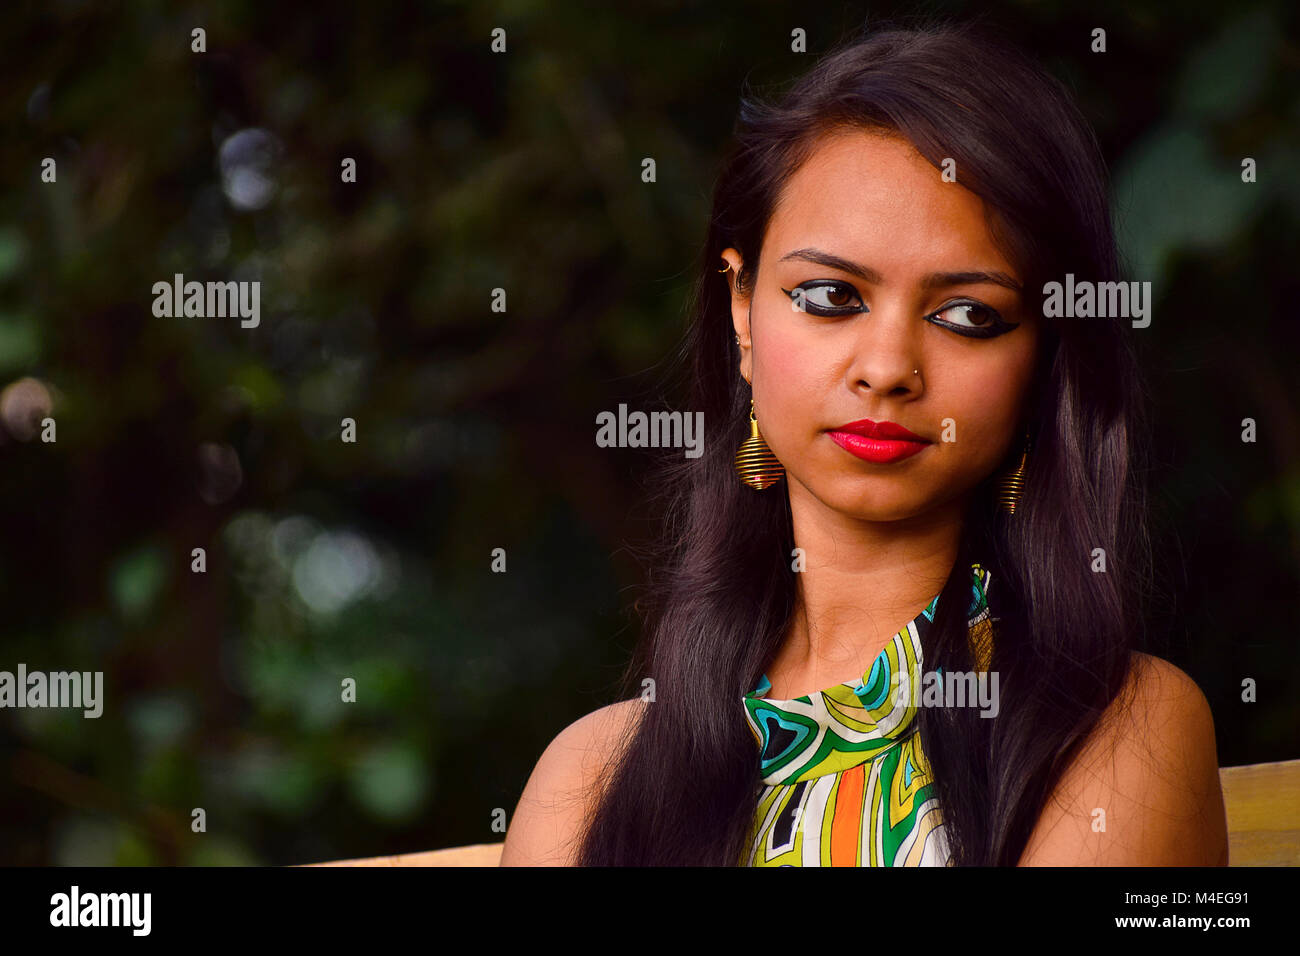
0, 1, 1296, 864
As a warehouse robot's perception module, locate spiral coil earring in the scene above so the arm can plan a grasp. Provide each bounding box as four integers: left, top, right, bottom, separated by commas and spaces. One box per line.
995, 432, 1031, 515
734, 399, 785, 490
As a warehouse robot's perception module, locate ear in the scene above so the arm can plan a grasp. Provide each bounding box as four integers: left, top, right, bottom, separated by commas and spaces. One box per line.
721, 247, 752, 385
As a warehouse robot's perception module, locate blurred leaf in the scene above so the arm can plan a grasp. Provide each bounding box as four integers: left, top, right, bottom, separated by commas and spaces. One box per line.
0, 312, 40, 371
1173, 8, 1276, 122
0, 228, 26, 283
1112, 124, 1261, 283
108, 543, 169, 621
348, 742, 429, 822
230, 745, 323, 817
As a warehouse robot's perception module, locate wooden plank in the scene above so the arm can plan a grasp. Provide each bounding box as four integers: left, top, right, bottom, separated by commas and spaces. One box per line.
301, 760, 1300, 866
1219, 758, 1300, 866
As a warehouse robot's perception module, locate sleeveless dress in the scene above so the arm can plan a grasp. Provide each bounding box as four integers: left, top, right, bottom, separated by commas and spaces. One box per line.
740, 562, 994, 867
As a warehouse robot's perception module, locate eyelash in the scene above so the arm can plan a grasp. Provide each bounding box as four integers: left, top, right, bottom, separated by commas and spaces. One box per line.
779, 280, 1019, 339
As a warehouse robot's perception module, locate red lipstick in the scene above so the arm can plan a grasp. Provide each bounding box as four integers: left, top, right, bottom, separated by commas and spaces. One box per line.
828, 419, 931, 464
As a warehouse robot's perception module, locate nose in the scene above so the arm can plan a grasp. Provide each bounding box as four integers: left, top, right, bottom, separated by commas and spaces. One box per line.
845, 303, 924, 398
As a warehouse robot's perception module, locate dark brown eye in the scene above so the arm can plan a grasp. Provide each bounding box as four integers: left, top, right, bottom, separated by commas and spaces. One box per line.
927, 301, 1019, 339
947, 304, 991, 326
781, 281, 867, 316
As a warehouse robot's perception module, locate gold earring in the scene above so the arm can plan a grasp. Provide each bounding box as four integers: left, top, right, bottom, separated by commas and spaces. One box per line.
734, 398, 784, 490
995, 432, 1031, 515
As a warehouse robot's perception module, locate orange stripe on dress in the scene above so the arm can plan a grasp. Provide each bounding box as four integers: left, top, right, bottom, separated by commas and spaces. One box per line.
829, 761, 866, 866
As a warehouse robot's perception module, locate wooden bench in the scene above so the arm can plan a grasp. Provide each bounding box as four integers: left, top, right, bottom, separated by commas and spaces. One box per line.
304, 758, 1300, 866
1216, 758, 1300, 866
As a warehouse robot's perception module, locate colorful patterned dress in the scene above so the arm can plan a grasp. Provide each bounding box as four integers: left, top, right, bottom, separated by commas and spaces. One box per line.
740, 562, 994, 866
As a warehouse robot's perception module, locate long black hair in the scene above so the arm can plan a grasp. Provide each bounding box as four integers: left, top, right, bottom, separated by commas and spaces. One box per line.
577, 17, 1152, 866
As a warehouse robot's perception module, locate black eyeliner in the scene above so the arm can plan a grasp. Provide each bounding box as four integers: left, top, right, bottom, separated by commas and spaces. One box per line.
926, 299, 1019, 338
781, 281, 869, 316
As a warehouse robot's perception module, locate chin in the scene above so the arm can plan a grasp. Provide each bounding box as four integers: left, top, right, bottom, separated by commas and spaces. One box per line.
824, 489, 931, 523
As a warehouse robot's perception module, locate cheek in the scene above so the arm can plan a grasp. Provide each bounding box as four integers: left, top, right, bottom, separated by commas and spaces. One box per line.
758, 316, 806, 375
751, 317, 836, 455
754, 316, 828, 400
944, 347, 1036, 456
755, 286, 867, 388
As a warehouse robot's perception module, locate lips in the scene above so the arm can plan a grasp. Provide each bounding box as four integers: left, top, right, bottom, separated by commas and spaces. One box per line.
830, 419, 927, 441
827, 419, 930, 464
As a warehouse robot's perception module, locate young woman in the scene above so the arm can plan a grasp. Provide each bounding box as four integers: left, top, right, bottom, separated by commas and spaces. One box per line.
501, 21, 1228, 866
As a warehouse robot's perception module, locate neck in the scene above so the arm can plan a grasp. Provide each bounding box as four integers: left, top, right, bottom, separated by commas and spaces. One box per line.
768, 483, 967, 698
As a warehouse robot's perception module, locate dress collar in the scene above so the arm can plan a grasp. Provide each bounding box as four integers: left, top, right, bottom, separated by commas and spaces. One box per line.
742, 562, 993, 786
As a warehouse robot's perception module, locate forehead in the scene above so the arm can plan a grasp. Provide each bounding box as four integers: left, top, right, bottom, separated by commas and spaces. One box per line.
764, 128, 1017, 280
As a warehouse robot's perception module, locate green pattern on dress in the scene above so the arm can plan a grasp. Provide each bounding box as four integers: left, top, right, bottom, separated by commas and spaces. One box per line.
740, 562, 994, 866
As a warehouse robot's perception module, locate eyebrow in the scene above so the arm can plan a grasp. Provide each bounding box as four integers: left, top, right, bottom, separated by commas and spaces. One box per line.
777, 247, 1023, 293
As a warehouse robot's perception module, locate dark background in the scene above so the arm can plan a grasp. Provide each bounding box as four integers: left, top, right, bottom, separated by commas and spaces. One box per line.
1, 0, 1296, 865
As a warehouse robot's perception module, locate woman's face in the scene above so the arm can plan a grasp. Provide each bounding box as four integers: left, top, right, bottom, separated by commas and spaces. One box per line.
722, 128, 1040, 522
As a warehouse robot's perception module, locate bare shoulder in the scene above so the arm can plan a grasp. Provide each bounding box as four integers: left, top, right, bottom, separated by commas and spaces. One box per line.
499, 699, 646, 866
1018, 651, 1228, 865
